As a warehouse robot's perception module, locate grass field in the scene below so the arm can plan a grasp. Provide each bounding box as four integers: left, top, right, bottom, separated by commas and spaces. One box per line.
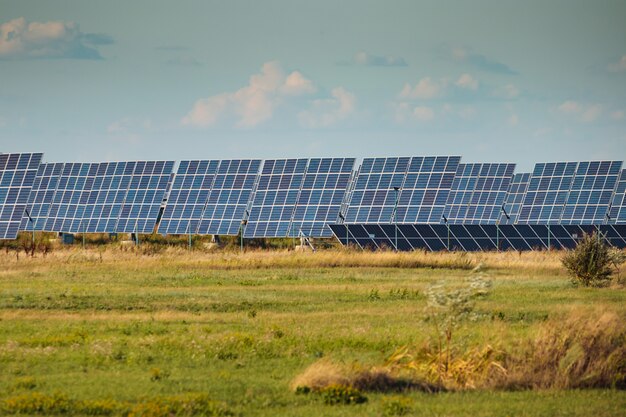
0, 246, 625, 416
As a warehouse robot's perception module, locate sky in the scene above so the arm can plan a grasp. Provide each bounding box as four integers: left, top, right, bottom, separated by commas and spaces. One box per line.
1, 0, 625, 172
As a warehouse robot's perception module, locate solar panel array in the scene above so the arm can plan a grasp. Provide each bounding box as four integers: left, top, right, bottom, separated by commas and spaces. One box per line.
560, 161, 622, 224
608, 170, 626, 224
443, 163, 516, 224
197, 159, 261, 235
499, 173, 530, 224
245, 159, 308, 238
291, 158, 355, 238
115, 161, 174, 233
5, 152, 626, 248
398, 156, 460, 223
83, 162, 133, 233
518, 162, 578, 224
20, 162, 63, 231
0, 153, 42, 239
158, 160, 220, 235
44, 163, 94, 233
344, 157, 410, 223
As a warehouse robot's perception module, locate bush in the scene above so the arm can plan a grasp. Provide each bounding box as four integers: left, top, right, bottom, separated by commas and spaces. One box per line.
562, 232, 614, 287
320, 385, 367, 405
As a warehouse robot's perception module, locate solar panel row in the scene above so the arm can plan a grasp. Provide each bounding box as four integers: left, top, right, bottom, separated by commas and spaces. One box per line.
4, 153, 626, 244
0, 153, 42, 239
21, 160, 174, 235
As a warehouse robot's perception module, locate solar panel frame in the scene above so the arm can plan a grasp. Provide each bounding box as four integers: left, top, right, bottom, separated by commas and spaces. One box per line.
398, 156, 461, 224
0, 152, 42, 239
608, 170, 626, 224
244, 158, 308, 238
560, 161, 622, 225
43, 162, 96, 233
344, 157, 411, 223
290, 157, 355, 238
518, 162, 578, 224
116, 161, 174, 234
196, 159, 262, 236
81, 162, 135, 233
158, 160, 220, 235
20, 162, 63, 231
443, 162, 516, 224
499, 172, 530, 224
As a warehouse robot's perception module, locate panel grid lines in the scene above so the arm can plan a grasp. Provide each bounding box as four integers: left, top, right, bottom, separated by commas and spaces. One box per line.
499, 172, 530, 224
0, 153, 42, 239
443, 163, 516, 224
290, 158, 356, 238
197, 159, 262, 236
608, 169, 626, 224
244, 158, 308, 238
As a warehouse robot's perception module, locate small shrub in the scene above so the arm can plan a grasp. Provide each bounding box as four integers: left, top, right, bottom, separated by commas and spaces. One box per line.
380, 396, 413, 416
150, 368, 170, 382
562, 232, 614, 287
320, 385, 367, 405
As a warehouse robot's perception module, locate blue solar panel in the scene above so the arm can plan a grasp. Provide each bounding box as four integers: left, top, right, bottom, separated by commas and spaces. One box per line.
245, 158, 308, 237
0, 152, 42, 239
344, 157, 410, 223
443, 163, 515, 224
197, 159, 261, 236
398, 156, 461, 223
560, 161, 622, 225
158, 160, 220, 234
82, 162, 135, 233
21, 162, 63, 231
608, 170, 626, 224
116, 161, 174, 234
291, 158, 355, 238
499, 172, 530, 224
518, 162, 578, 224
43, 162, 95, 233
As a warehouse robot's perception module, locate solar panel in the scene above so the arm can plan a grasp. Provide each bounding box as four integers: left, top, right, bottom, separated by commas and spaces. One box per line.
43, 162, 95, 233
344, 157, 410, 223
116, 161, 174, 234
560, 161, 622, 225
244, 158, 308, 238
518, 162, 578, 224
398, 156, 461, 223
20, 162, 63, 231
291, 158, 355, 238
608, 170, 626, 224
82, 162, 134, 233
444, 163, 516, 224
197, 159, 261, 236
499, 173, 530, 224
0, 152, 42, 239
158, 160, 220, 235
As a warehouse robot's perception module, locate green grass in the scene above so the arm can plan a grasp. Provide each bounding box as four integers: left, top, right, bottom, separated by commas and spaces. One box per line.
0, 248, 625, 416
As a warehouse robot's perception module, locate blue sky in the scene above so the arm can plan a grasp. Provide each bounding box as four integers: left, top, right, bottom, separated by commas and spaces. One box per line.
1, 0, 625, 171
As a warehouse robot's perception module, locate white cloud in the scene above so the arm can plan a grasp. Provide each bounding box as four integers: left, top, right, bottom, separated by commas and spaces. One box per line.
581, 104, 602, 122
608, 55, 626, 72
558, 100, 582, 114
107, 117, 151, 144
182, 61, 317, 128
611, 110, 624, 120
493, 84, 520, 99
398, 77, 443, 100
507, 114, 519, 126
344, 51, 407, 67
0, 17, 112, 60
557, 101, 602, 122
280, 71, 317, 95
412, 106, 435, 122
298, 87, 356, 128
455, 73, 478, 90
